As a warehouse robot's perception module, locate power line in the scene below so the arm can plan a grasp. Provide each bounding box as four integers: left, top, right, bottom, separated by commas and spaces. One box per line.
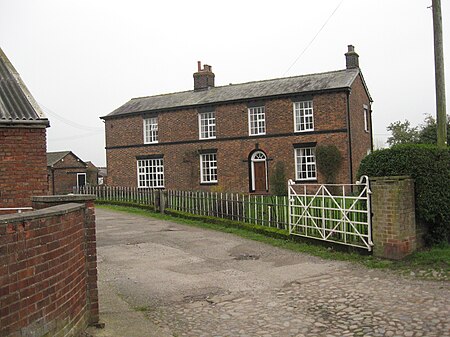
283, 0, 345, 76
49, 130, 103, 142
38, 102, 103, 131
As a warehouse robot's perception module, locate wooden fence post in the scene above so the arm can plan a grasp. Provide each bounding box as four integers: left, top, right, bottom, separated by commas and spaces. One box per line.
160, 190, 166, 214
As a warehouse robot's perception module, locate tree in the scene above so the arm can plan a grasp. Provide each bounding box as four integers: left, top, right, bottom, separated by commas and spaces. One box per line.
386, 115, 450, 147
418, 115, 450, 145
386, 120, 419, 146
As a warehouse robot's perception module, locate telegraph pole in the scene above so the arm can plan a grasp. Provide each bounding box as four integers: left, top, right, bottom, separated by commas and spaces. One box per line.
432, 0, 447, 148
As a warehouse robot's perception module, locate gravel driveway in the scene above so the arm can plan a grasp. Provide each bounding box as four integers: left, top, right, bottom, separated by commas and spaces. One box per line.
90, 208, 450, 337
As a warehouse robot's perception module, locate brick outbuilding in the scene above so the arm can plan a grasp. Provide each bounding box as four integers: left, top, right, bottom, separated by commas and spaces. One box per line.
47, 151, 90, 194
0, 47, 50, 210
102, 45, 373, 194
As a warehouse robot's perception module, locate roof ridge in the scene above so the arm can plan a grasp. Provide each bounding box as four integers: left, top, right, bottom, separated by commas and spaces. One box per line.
129, 68, 353, 101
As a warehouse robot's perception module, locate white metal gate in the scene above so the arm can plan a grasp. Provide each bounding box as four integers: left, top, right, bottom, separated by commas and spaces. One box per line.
288, 176, 373, 251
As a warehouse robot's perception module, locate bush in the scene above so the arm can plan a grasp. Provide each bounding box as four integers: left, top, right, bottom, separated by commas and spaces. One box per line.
358, 144, 450, 245
270, 161, 287, 196
316, 145, 343, 184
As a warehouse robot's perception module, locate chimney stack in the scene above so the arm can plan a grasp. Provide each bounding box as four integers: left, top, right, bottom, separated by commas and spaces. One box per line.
194, 61, 215, 91
345, 45, 359, 69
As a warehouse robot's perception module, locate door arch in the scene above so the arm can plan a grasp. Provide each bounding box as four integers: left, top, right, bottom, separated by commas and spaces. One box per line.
250, 151, 268, 193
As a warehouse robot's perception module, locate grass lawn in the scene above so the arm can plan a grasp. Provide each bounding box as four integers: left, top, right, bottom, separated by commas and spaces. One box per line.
97, 203, 449, 281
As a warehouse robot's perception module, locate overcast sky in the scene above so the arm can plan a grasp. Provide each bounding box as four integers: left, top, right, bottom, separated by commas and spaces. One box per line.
1, 0, 448, 167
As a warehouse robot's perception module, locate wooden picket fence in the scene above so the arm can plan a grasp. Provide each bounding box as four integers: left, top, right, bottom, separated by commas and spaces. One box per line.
75, 185, 157, 206
166, 189, 289, 229
75, 185, 290, 229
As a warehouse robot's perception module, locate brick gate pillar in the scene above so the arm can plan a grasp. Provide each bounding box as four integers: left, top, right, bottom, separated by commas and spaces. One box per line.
370, 176, 417, 260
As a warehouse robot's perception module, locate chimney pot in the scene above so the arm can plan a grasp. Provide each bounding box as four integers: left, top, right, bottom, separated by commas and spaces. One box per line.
197, 61, 201, 72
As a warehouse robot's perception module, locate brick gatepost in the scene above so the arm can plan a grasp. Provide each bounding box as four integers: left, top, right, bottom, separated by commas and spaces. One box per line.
370, 176, 417, 259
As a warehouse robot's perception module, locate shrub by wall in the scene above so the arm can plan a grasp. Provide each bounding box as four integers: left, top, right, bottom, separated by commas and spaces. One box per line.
316, 145, 343, 184
358, 144, 450, 244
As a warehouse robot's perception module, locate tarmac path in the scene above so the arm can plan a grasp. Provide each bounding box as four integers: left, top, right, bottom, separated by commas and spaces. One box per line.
87, 208, 450, 337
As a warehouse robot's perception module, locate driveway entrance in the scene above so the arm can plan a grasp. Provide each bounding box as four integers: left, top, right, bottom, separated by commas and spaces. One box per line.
89, 208, 450, 337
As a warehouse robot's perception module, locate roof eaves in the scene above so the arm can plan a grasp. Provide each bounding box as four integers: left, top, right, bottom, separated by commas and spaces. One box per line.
100, 86, 353, 120
0, 118, 50, 127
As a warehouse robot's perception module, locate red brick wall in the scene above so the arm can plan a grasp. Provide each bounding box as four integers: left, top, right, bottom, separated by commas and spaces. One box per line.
0, 127, 48, 209
348, 74, 372, 181
105, 89, 370, 192
0, 198, 98, 337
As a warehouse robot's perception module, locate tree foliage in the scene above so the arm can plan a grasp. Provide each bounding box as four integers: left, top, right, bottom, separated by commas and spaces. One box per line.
386, 120, 419, 146
270, 161, 287, 196
315, 145, 342, 184
387, 114, 450, 146
358, 144, 450, 245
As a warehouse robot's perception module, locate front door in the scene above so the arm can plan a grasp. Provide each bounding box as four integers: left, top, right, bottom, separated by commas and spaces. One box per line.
251, 151, 267, 193
254, 161, 266, 192
77, 173, 86, 189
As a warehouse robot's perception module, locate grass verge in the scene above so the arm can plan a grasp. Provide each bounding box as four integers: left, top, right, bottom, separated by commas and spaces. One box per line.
97, 203, 449, 280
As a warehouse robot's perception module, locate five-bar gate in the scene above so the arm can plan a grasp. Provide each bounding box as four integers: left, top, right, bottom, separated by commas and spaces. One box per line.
288, 175, 373, 251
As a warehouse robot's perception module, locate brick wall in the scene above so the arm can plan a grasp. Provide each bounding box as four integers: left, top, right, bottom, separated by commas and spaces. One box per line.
371, 176, 417, 259
0, 196, 98, 337
0, 127, 48, 210
349, 74, 372, 181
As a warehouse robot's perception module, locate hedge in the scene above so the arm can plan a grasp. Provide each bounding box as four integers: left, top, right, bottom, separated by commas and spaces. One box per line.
358, 144, 450, 245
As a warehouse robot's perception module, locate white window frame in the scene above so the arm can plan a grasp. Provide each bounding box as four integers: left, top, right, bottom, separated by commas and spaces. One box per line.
198, 111, 216, 139
137, 158, 164, 188
293, 101, 314, 132
144, 117, 158, 144
294, 147, 317, 181
76, 173, 87, 188
363, 105, 369, 132
200, 153, 218, 183
248, 106, 266, 136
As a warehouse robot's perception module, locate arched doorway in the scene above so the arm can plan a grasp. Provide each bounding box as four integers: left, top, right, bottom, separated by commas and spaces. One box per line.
250, 151, 268, 193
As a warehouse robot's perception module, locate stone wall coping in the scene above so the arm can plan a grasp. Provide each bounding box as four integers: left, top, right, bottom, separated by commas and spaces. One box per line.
370, 175, 412, 182
0, 203, 84, 223
32, 194, 96, 203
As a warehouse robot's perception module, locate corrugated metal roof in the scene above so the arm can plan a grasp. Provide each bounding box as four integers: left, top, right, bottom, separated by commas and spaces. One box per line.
0, 47, 49, 126
103, 68, 360, 118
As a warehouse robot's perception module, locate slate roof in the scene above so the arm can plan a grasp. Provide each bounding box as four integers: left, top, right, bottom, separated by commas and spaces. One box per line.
103, 68, 365, 119
0, 47, 49, 126
47, 151, 71, 167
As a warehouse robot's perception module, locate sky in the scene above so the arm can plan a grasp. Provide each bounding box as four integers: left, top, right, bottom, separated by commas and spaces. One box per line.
0, 0, 448, 167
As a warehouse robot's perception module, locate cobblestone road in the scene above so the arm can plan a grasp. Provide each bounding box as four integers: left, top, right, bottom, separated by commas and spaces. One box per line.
94, 209, 450, 337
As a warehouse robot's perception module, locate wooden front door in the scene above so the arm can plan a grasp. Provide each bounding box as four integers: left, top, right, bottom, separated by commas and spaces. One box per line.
254, 161, 266, 192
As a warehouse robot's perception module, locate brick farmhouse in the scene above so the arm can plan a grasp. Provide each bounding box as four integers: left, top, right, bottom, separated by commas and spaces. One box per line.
102, 45, 373, 194
0, 47, 49, 210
